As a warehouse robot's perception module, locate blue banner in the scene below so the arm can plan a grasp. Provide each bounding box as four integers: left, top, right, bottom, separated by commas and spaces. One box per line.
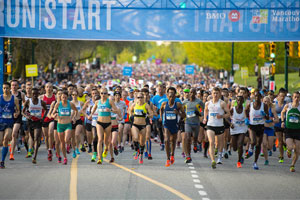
0, 0, 299, 41
185, 65, 194, 75
123, 66, 132, 76
0, 38, 3, 94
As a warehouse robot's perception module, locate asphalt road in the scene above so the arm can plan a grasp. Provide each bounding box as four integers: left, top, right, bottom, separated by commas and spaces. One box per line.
1, 142, 300, 200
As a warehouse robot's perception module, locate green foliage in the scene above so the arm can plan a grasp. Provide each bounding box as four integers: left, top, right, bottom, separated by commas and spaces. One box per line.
117, 48, 135, 64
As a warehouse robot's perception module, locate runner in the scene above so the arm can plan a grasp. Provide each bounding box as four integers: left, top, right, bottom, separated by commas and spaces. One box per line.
230, 96, 248, 168
114, 91, 126, 153
245, 90, 269, 170
182, 88, 204, 163
121, 90, 133, 150
129, 92, 153, 164
23, 84, 33, 158
22, 88, 48, 164
281, 91, 300, 172
203, 87, 229, 169
52, 91, 78, 165
89, 88, 120, 165
40, 83, 56, 161
160, 87, 185, 167
10, 80, 25, 160
262, 96, 278, 165
0, 82, 20, 168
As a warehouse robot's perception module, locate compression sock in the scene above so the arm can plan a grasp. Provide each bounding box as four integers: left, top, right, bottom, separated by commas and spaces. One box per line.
140, 145, 145, 156
134, 141, 139, 152
2, 147, 8, 162
149, 139, 152, 154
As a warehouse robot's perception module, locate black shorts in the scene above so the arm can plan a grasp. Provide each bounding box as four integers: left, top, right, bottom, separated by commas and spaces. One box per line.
42, 120, 53, 128
200, 123, 207, 130
97, 121, 111, 130
14, 116, 22, 124
224, 120, 230, 129
86, 123, 92, 132
112, 126, 118, 132
207, 126, 225, 135
133, 124, 146, 131
72, 119, 83, 129
249, 124, 264, 136
22, 121, 28, 132
285, 129, 300, 141
275, 127, 285, 133
146, 117, 151, 126
179, 120, 185, 132
28, 120, 42, 131
54, 120, 58, 131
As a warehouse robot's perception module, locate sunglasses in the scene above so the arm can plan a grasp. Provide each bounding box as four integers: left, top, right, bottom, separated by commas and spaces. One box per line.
137, 97, 143, 99
72, 94, 77, 96
101, 93, 107, 95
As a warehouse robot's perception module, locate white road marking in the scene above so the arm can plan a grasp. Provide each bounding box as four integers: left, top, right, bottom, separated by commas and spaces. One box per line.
189, 166, 195, 169
192, 174, 199, 178
193, 179, 200, 183
194, 184, 203, 189
198, 191, 207, 196
190, 170, 197, 173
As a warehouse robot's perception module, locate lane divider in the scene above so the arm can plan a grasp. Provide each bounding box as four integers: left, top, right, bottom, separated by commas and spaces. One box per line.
70, 156, 79, 200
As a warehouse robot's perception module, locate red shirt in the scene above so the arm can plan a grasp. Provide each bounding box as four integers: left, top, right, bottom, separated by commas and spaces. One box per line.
42, 94, 56, 122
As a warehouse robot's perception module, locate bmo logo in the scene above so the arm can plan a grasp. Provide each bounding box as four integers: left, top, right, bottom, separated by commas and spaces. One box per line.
229, 10, 240, 22
206, 12, 226, 20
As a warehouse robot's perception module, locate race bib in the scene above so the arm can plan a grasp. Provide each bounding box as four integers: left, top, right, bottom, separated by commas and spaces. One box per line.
98, 106, 108, 112
60, 108, 70, 116
134, 110, 144, 116
236, 120, 244, 125
187, 111, 196, 118
2, 112, 12, 119
31, 109, 42, 117
166, 113, 176, 120
289, 116, 299, 123
210, 113, 218, 117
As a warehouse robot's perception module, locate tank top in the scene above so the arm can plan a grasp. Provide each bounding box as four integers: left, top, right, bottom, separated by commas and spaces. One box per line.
111, 112, 118, 120
97, 98, 111, 117
207, 99, 224, 127
249, 102, 265, 125
72, 101, 81, 116
58, 101, 71, 117
0, 95, 15, 124
285, 103, 300, 129
163, 101, 178, 125
230, 107, 248, 135
29, 99, 43, 121
274, 101, 285, 127
134, 103, 147, 118
267, 106, 275, 129
43, 94, 56, 122
22, 95, 31, 121
85, 99, 94, 124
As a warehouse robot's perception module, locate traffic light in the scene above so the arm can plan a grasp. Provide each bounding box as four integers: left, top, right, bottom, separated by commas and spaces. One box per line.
298, 42, 300, 57
285, 42, 294, 57
270, 42, 276, 58
258, 44, 265, 58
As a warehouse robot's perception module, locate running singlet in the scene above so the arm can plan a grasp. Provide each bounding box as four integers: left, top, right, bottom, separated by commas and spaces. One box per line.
163, 101, 178, 125
274, 100, 286, 128
285, 103, 300, 129
85, 99, 94, 124
22, 96, 30, 121
58, 101, 71, 117
207, 99, 224, 127
249, 102, 265, 125
28, 99, 43, 121
98, 98, 111, 117
121, 98, 130, 123
73, 101, 81, 115
134, 103, 147, 118
0, 95, 15, 124
43, 94, 56, 122
230, 107, 247, 135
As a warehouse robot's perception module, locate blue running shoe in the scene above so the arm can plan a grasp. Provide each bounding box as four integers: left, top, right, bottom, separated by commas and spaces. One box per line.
246, 151, 253, 159
253, 162, 259, 170
160, 144, 165, 151
144, 152, 148, 158
73, 151, 77, 158
76, 148, 80, 155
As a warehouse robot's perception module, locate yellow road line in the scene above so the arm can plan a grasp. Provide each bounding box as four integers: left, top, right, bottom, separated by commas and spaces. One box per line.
103, 158, 192, 200
70, 156, 79, 200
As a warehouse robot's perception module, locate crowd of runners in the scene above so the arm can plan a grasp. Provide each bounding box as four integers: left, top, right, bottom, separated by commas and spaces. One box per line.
0, 77, 299, 173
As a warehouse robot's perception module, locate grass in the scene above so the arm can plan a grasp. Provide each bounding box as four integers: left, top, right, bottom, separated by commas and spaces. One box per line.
234, 72, 300, 93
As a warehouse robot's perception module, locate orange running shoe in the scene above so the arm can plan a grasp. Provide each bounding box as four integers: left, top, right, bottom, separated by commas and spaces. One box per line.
9, 154, 14, 160
237, 162, 242, 168
170, 156, 175, 165
165, 160, 171, 167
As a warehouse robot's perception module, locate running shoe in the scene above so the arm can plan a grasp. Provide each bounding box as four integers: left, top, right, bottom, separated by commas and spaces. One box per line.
56, 152, 59, 158
88, 147, 92, 153
170, 156, 175, 165
246, 151, 253, 159
290, 165, 295, 172
114, 147, 119, 156
80, 145, 86, 152
278, 158, 284, 163
264, 160, 269, 165
268, 150, 272, 156
240, 157, 244, 164
198, 144, 202, 152
211, 161, 216, 169
214, 149, 218, 156
17, 146, 21, 153
32, 158, 37, 164
273, 144, 276, 152
224, 152, 229, 159
160, 144, 165, 151
193, 146, 197, 153
130, 144, 134, 150
58, 157, 62, 163
154, 137, 158, 143
283, 144, 287, 151
75, 148, 81, 155
287, 150, 292, 158
144, 152, 148, 158
228, 151, 232, 156
203, 154, 208, 158
67, 145, 70, 154
134, 151, 139, 160
185, 157, 192, 163
109, 158, 115, 163
102, 149, 108, 158
48, 150, 52, 161
91, 152, 97, 162
118, 146, 122, 153
165, 159, 171, 167
121, 146, 124, 152
148, 153, 152, 160
63, 158, 67, 165
139, 154, 143, 164
72, 151, 77, 158
217, 157, 222, 164
26, 152, 32, 158
253, 162, 259, 170
30, 148, 34, 154
260, 152, 264, 157
181, 152, 185, 158
0, 161, 4, 169
9, 154, 14, 160
237, 162, 242, 168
